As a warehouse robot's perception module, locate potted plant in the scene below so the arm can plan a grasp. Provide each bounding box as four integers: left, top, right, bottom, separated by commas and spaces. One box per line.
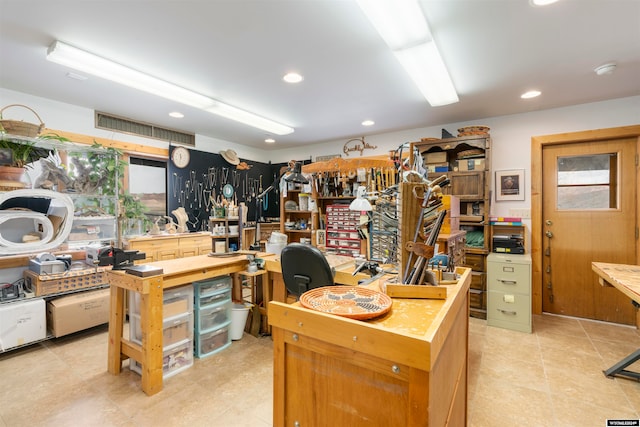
0, 133, 69, 189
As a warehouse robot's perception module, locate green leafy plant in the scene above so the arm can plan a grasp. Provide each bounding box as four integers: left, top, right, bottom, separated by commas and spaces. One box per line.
0, 133, 69, 168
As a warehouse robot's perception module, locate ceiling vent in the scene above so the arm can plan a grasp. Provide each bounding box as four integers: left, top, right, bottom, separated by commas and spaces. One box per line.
95, 111, 195, 146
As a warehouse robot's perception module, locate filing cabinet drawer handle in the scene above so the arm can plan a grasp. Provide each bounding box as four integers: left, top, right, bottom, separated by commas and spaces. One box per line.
497, 308, 517, 315
498, 279, 517, 285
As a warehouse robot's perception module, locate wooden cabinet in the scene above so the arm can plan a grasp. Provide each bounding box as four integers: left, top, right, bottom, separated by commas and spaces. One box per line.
124, 232, 211, 263
487, 253, 532, 333
280, 189, 316, 244
209, 216, 241, 253
437, 230, 466, 267
269, 267, 471, 426
411, 135, 491, 318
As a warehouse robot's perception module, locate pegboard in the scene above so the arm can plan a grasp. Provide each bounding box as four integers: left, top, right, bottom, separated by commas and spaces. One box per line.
167, 146, 286, 231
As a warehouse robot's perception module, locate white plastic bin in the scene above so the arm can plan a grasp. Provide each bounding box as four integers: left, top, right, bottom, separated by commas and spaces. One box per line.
230, 303, 251, 340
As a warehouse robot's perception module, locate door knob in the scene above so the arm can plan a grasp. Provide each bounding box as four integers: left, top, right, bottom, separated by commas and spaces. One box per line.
545, 220, 552, 226
546, 231, 553, 238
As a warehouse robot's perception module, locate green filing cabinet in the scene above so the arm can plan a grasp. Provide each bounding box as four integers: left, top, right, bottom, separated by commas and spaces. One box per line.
487, 253, 532, 333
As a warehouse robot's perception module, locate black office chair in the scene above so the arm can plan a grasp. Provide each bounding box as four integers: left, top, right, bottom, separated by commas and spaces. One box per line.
280, 243, 335, 298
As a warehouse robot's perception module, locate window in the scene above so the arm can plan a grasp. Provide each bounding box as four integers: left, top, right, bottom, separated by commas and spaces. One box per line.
557, 153, 617, 210
128, 157, 167, 218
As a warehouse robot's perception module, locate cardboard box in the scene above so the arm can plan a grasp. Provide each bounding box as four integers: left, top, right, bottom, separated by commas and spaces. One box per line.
440, 217, 460, 234
457, 158, 485, 171
424, 151, 447, 164
0, 299, 46, 350
47, 288, 110, 337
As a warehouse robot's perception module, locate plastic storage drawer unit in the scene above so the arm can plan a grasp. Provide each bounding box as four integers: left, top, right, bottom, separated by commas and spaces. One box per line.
197, 300, 231, 334
130, 338, 194, 379
194, 276, 233, 358
129, 284, 194, 318
195, 323, 231, 358
129, 311, 193, 347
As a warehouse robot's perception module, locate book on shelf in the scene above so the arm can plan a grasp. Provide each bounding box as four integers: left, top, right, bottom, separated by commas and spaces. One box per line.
489, 216, 521, 223
490, 221, 523, 226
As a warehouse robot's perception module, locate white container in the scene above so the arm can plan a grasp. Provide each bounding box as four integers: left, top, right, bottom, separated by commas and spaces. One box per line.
265, 242, 286, 256
230, 303, 251, 340
0, 299, 46, 350
228, 225, 239, 235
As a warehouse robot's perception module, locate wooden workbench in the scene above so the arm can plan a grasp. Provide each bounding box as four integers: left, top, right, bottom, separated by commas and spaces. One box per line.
269, 267, 471, 426
106, 253, 248, 395
592, 262, 640, 380
263, 253, 369, 302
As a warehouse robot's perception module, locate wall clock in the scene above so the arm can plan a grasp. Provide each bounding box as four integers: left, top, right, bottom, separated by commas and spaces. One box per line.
171, 146, 190, 168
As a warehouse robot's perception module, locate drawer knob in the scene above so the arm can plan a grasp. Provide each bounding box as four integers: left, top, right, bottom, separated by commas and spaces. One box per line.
499, 279, 517, 285
497, 308, 517, 315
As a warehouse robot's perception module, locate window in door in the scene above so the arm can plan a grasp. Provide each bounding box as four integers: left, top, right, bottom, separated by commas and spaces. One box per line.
556, 153, 618, 210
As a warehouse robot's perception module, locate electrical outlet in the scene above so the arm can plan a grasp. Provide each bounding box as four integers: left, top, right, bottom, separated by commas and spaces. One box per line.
509, 208, 531, 219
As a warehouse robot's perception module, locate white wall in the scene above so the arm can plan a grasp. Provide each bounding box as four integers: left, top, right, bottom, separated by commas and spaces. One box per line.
0, 88, 271, 162
2, 86, 638, 223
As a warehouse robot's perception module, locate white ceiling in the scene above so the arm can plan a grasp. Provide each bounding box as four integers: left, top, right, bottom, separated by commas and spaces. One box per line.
1, 0, 639, 150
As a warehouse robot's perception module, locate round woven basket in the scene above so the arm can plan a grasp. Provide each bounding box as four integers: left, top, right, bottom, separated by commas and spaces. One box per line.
0, 104, 45, 138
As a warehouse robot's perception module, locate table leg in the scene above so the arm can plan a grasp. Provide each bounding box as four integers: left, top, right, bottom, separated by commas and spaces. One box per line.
603, 348, 640, 381
141, 277, 164, 396
107, 286, 125, 374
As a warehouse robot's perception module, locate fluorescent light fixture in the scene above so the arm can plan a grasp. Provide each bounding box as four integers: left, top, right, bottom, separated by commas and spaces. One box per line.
394, 42, 459, 106
47, 40, 294, 135
265, 138, 275, 143
362, 120, 375, 126
169, 111, 184, 118
356, 0, 458, 106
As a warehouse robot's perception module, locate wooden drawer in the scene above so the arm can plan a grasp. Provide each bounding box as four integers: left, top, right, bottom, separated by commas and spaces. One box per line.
178, 234, 210, 248
450, 172, 484, 199
463, 253, 485, 271
469, 289, 486, 310
470, 271, 485, 291
487, 291, 531, 333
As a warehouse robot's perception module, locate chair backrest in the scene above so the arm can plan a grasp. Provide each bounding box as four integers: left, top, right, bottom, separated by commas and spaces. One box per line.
280, 243, 334, 297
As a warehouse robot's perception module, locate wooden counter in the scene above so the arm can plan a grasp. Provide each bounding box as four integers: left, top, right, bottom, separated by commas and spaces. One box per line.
268, 267, 472, 426
106, 253, 248, 395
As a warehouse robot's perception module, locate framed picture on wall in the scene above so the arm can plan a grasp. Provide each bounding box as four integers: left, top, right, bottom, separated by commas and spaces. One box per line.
316, 229, 326, 247
495, 169, 525, 201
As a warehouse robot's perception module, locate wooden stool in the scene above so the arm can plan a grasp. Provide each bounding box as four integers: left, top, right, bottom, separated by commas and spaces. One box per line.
239, 269, 270, 333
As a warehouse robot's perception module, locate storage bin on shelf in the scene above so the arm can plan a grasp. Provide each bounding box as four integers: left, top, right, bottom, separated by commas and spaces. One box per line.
23, 266, 110, 296
193, 276, 232, 358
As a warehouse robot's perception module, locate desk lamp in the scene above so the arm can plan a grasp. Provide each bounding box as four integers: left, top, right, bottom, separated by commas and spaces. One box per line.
250, 161, 309, 250
349, 186, 373, 212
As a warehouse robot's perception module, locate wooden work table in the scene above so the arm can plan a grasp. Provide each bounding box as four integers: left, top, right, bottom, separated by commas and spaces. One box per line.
269, 267, 472, 426
106, 253, 248, 395
263, 253, 370, 302
592, 262, 640, 380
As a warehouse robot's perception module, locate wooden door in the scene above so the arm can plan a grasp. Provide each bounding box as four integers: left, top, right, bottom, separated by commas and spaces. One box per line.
541, 137, 637, 324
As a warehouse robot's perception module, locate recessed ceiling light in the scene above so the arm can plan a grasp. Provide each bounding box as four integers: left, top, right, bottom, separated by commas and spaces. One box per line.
169, 111, 184, 118
265, 138, 275, 144
594, 63, 617, 76
530, 0, 559, 6
283, 72, 304, 83
521, 90, 541, 99
362, 120, 375, 126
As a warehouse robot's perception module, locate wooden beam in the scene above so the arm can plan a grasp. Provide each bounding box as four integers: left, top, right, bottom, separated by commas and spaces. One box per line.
43, 128, 169, 158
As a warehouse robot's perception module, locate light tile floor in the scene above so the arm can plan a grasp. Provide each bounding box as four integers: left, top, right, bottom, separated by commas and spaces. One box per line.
0, 314, 638, 426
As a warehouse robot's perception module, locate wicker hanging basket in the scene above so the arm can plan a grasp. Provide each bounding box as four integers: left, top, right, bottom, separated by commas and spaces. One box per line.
0, 104, 45, 138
